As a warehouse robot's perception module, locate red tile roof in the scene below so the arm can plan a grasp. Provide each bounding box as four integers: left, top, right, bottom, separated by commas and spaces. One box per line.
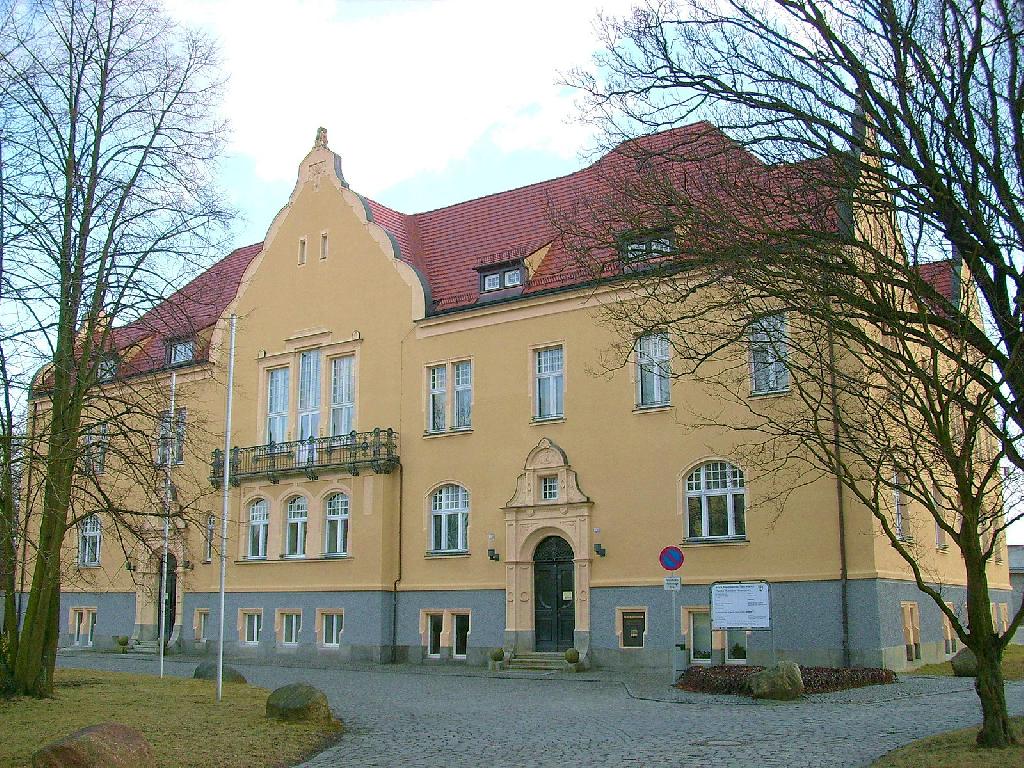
916, 259, 957, 305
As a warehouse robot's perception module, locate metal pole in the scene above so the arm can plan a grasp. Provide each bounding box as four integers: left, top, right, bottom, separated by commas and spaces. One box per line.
217, 315, 237, 702
671, 587, 678, 685
159, 371, 177, 679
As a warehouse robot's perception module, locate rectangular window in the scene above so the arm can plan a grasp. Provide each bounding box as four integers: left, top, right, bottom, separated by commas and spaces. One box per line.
248, 501, 268, 559
542, 475, 559, 501
427, 365, 447, 432
320, 232, 328, 260
636, 333, 671, 407
244, 611, 262, 645
620, 232, 673, 271
622, 610, 646, 648
453, 613, 470, 659
285, 498, 308, 557
893, 470, 909, 540
431, 485, 469, 553
72, 609, 96, 647
322, 612, 344, 646
168, 339, 195, 366
427, 613, 443, 657
942, 603, 958, 656
83, 422, 108, 475
298, 238, 307, 265
453, 361, 472, 429
266, 367, 290, 445
282, 612, 301, 645
330, 356, 355, 438
503, 269, 521, 287
297, 350, 321, 462
750, 313, 789, 394
901, 602, 921, 662
726, 629, 748, 663
156, 409, 186, 466
204, 514, 215, 562
196, 610, 209, 641
690, 611, 712, 663
78, 515, 101, 567
535, 346, 564, 420
324, 493, 350, 556
98, 355, 118, 382
483, 273, 501, 291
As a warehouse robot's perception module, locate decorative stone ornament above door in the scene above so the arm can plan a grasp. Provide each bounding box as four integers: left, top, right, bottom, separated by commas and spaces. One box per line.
503, 438, 593, 659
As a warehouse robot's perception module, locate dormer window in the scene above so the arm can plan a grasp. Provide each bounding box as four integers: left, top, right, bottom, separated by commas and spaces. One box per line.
168, 338, 195, 367
98, 355, 118, 382
619, 231, 674, 271
483, 273, 501, 292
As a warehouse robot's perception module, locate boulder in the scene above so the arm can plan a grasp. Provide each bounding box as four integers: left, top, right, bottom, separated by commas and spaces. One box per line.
193, 660, 247, 684
266, 682, 332, 723
950, 648, 977, 677
746, 661, 805, 700
32, 723, 154, 768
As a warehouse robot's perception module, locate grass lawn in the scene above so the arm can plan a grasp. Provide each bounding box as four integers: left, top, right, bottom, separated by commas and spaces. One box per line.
0, 668, 341, 768
871, 717, 1024, 767
909, 644, 1024, 680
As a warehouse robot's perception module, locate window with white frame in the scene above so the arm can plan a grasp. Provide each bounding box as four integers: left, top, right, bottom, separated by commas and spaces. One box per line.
320, 232, 329, 260
686, 462, 746, 539
689, 611, 712, 663
98, 355, 118, 382
750, 313, 789, 394
503, 269, 521, 287
196, 609, 209, 641
942, 603, 958, 656
243, 611, 262, 644
204, 514, 215, 561
322, 612, 343, 646
285, 496, 308, 557
83, 422, 108, 475
324, 492, 350, 556
156, 409, 186, 466
297, 350, 321, 462
619, 232, 673, 270
431, 484, 469, 553
72, 609, 96, 646
168, 338, 195, 366
266, 367, 290, 445
427, 365, 447, 432
535, 346, 564, 420
247, 499, 268, 559
78, 515, 101, 566
636, 333, 671, 407
282, 612, 301, 645
541, 475, 559, 501
330, 356, 355, 438
892, 470, 909, 540
453, 361, 472, 429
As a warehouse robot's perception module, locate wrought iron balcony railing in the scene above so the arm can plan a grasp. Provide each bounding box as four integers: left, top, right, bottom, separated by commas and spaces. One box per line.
209, 428, 399, 487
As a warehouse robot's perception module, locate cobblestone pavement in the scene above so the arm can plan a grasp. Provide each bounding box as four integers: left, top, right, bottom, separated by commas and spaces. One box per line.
59, 653, 1024, 768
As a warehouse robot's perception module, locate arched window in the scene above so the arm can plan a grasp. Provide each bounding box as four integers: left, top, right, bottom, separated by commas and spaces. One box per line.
324, 493, 349, 556
431, 484, 469, 553
285, 496, 308, 557
685, 461, 746, 539
247, 499, 268, 559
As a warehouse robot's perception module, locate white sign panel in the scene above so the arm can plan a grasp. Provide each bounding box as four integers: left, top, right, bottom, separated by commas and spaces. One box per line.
711, 582, 771, 630
663, 576, 681, 591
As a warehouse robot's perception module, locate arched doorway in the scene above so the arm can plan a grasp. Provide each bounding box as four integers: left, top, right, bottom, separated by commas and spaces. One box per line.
533, 536, 574, 651
157, 553, 177, 641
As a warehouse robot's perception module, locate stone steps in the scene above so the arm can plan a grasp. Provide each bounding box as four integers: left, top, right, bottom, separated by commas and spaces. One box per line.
507, 652, 566, 671
125, 640, 160, 655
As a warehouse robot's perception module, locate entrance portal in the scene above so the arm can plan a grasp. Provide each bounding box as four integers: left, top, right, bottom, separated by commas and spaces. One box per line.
533, 536, 574, 651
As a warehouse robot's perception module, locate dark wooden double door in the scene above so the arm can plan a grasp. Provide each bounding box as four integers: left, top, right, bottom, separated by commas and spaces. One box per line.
534, 536, 575, 651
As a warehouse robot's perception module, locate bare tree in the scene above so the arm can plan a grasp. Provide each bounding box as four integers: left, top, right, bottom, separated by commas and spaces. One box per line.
0, 0, 230, 697
565, 0, 1024, 747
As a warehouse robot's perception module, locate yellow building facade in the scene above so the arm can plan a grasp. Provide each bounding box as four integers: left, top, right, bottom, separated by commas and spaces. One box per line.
46, 126, 1013, 671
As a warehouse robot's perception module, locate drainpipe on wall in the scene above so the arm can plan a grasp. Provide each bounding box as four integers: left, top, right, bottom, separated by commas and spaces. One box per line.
390, 464, 403, 663
827, 323, 852, 668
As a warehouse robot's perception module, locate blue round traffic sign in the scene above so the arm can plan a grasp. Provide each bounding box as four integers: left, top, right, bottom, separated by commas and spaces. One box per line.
659, 546, 684, 571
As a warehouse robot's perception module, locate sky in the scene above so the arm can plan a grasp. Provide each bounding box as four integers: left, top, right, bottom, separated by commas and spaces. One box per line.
164, 0, 1023, 546
165, 0, 635, 249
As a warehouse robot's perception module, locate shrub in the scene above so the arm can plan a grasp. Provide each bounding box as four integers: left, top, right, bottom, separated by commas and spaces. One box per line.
564, 648, 580, 664
489, 648, 505, 662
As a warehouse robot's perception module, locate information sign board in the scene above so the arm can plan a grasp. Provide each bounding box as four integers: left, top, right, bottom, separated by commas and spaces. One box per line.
711, 581, 771, 630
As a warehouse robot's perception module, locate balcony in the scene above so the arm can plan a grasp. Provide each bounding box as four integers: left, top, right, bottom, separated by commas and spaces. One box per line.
210, 429, 399, 487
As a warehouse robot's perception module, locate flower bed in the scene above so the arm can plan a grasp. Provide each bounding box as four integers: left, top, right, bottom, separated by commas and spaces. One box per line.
677, 664, 896, 696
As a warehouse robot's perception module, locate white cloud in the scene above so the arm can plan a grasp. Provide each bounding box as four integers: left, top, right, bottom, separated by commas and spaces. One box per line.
165, 0, 632, 197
